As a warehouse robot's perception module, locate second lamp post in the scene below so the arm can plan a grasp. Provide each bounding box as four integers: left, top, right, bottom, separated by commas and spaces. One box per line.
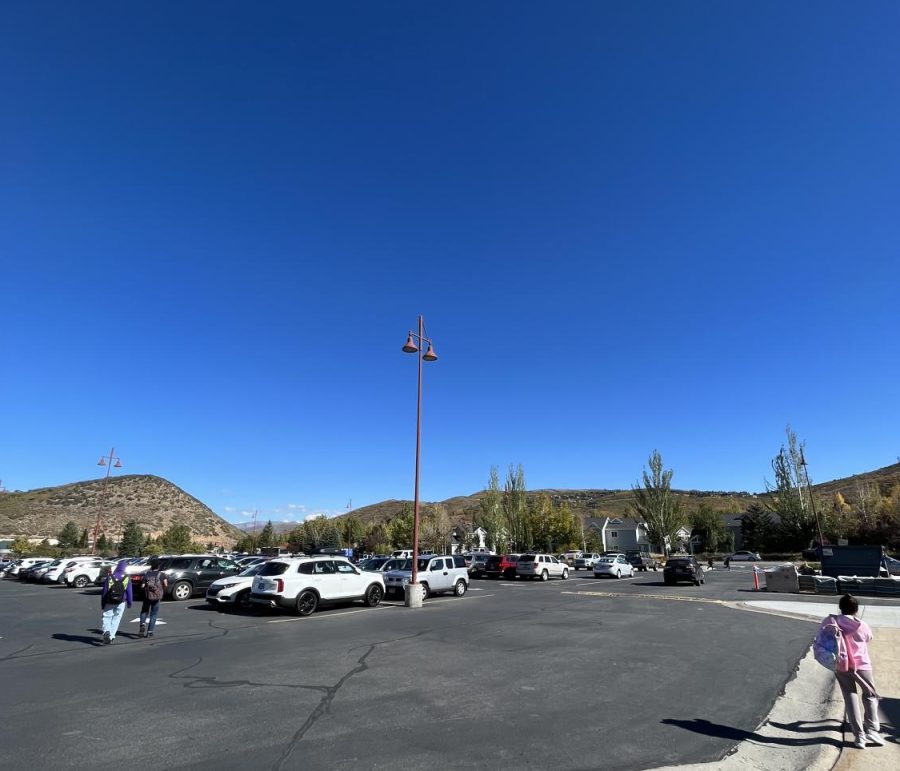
402, 315, 438, 607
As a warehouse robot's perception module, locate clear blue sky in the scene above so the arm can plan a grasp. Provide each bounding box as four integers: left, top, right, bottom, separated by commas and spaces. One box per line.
2, 3, 898, 526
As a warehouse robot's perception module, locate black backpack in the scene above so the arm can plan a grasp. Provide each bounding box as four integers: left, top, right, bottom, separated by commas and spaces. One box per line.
106, 575, 128, 604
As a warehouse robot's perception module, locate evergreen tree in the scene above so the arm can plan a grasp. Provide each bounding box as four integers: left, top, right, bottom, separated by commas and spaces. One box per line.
630, 450, 685, 556
57, 521, 81, 550
79, 528, 89, 549
160, 523, 193, 553
741, 503, 775, 552
119, 520, 145, 556
258, 521, 276, 548
96, 533, 109, 553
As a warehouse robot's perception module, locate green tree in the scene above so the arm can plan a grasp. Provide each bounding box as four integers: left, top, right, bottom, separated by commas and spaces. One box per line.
10, 536, 33, 555
160, 523, 193, 554
764, 427, 816, 550
341, 516, 365, 548
234, 534, 257, 554
258, 521, 276, 549
360, 523, 390, 555
388, 505, 414, 549
79, 528, 89, 549
630, 450, 685, 556
320, 521, 342, 550
502, 464, 528, 550
119, 520, 145, 557
741, 503, 775, 552
57, 521, 81, 550
96, 533, 110, 554
475, 467, 505, 552
420, 504, 451, 554
689, 503, 727, 553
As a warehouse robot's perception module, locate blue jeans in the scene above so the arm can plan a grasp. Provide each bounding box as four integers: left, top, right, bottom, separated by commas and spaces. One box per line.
101, 602, 127, 639
139, 599, 162, 633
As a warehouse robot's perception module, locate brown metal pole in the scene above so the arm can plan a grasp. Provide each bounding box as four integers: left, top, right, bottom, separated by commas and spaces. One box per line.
411, 315, 423, 587
92, 447, 114, 555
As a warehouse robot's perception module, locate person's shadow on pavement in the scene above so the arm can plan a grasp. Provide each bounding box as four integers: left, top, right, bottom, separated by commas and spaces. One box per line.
52, 633, 103, 646
662, 718, 845, 748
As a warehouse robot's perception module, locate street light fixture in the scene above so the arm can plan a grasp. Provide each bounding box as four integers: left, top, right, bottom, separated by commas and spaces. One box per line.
92, 447, 122, 555
401, 315, 438, 607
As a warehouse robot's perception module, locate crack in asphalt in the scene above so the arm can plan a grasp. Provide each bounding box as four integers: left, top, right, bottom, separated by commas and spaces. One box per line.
273, 630, 428, 771
0, 643, 33, 661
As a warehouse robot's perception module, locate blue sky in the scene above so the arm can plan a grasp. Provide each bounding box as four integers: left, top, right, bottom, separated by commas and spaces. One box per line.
2, 3, 898, 526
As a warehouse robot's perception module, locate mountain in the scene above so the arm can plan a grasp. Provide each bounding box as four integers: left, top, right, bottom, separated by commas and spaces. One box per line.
233, 520, 301, 535
334, 462, 900, 529
0, 474, 245, 547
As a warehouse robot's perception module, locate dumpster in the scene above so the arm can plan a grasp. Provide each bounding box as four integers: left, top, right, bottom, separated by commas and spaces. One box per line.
764, 564, 799, 593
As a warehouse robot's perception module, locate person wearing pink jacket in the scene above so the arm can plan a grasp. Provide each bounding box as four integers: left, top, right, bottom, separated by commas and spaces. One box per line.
833, 593, 883, 749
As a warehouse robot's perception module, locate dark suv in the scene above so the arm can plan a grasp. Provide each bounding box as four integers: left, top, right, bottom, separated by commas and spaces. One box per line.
157, 556, 242, 601
663, 556, 705, 586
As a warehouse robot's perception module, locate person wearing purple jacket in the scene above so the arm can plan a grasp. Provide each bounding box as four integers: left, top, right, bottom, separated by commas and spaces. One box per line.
100, 559, 133, 644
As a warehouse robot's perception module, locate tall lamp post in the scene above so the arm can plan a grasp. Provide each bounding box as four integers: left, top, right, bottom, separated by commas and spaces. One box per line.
92, 448, 122, 555
402, 315, 438, 607
799, 447, 825, 550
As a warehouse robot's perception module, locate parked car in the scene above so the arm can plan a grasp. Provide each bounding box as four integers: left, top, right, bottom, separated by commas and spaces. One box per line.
250, 556, 385, 616
727, 550, 762, 562
664, 556, 706, 586
43, 556, 96, 584
26, 562, 55, 582
383, 555, 469, 599
64, 559, 116, 588
155, 555, 242, 601
625, 550, 659, 572
562, 550, 583, 566
516, 554, 569, 581
206, 562, 270, 610
14, 558, 52, 579
468, 553, 492, 578
482, 554, 520, 580
593, 555, 635, 579
574, 553, 602, 571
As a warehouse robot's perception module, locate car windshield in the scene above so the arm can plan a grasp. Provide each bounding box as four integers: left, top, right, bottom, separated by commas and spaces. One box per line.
668, 559, 691, 566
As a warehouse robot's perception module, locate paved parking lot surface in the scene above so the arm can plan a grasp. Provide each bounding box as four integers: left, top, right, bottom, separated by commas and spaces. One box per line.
0, 567, 829, 770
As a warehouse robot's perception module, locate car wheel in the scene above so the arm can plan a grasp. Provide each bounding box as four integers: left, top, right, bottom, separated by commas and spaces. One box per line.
364, 584, 384, 607
73, 575, 89, 589
540, 570, 549, 582
235, 589, 253, 611
614, 570, 621, 579
420, 583, 430, 599
295, 590, 318, 616
653, 565, 658, 571
562, 569, 569, 580
453, 579, 467, 597
171, 580, 192, 601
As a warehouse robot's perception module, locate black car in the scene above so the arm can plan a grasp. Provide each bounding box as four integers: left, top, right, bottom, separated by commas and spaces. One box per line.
157, 556, 242, 601
663, 556, 705, 586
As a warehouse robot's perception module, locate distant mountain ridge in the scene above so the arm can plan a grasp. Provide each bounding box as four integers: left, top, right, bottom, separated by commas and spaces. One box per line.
0, 474, 244, 546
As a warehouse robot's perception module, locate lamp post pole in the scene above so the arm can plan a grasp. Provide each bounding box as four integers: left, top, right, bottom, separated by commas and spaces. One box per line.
799, 448, 826, 551
402, 315, 438, 606
92, 448, 122, 555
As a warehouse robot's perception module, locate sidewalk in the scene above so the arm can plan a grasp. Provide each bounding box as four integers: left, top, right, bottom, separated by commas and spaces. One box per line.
656, 598, 900, 771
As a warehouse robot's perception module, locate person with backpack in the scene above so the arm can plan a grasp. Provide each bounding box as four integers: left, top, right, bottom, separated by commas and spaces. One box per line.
100, 559, 133, 644
818, 594, 884, 750
139, 557, 168, 638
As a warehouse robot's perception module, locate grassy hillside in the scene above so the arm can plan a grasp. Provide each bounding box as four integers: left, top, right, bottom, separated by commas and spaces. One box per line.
0, 474, 245, 547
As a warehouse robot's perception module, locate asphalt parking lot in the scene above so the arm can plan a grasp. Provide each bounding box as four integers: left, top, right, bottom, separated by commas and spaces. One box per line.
0, 565, 836, 770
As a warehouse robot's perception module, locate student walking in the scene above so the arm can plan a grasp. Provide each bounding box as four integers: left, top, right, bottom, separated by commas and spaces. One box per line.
139, 557, 168, 638
831, 594, 884, 749
100, 559, 133, 644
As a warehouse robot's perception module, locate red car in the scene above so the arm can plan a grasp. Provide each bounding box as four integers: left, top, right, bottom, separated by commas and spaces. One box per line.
483, 554, 520, 580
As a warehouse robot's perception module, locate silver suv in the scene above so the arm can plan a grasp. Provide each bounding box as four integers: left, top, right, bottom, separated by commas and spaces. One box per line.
250, 556, 385, 616
574, 553, 602, 571
383, 555, 469, 600
516, 553, 569, 581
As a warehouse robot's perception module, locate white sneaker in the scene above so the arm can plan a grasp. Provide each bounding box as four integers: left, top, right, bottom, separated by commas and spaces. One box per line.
853, 735, 867, 749
866, 731, 885, 746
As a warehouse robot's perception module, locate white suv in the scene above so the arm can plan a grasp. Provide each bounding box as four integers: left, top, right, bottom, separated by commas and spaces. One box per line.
574, 553, 602, 570
64, 559, 116, 588
250, 556, 385, 616
383, 555, 469, 600
516, 553, 569, 581
44, 556, 96, 583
